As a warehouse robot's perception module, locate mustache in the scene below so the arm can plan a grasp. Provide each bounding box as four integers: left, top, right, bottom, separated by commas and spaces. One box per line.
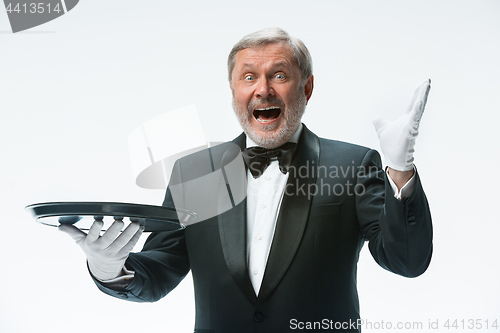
247, 97, 285, 113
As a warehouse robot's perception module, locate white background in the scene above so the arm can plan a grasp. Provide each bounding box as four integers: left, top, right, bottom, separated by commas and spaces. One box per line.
1, 1, 499, 332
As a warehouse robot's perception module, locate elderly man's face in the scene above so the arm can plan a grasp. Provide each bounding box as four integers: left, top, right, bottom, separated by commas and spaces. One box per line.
231, 43, 313, 148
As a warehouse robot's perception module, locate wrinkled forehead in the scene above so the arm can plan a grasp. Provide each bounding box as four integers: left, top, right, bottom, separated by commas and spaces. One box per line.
233, 42, 298, 71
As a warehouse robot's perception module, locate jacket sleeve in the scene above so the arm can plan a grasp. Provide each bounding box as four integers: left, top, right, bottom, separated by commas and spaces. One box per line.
91, 162, 191, 302
356, 149, 433, 277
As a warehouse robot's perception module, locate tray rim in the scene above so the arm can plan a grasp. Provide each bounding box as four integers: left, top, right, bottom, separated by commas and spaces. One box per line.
25, 201, 196, 231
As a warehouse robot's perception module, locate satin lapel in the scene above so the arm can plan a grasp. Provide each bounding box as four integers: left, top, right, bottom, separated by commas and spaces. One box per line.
217, 133, 257, 303
231, 132, 246, 151
258, 125, 320, 302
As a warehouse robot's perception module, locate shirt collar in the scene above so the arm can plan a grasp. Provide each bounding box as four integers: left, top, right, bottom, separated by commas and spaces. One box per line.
246, 123, 303, 148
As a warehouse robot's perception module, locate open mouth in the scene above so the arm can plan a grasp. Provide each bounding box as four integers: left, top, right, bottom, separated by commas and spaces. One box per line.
253, 106, 282, 123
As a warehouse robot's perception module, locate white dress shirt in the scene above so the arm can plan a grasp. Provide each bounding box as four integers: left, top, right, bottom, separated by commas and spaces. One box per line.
245, 124, 304, 295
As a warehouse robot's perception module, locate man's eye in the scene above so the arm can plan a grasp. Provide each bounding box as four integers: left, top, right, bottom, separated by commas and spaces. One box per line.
275, 74, 285, 80
244, 75, 255, 81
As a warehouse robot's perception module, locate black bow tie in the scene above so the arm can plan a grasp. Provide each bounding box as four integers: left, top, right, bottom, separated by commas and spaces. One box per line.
242, 142, 297, 178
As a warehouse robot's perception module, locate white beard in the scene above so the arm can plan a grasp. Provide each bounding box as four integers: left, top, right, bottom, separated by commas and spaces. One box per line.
232, 89, 307, 149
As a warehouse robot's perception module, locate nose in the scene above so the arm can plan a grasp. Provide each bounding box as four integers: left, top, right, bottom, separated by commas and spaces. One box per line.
255, 78, 274, 98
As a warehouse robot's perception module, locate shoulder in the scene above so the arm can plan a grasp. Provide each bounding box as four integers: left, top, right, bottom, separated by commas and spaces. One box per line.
301, 123, 372, 156
318, 137, 372, 155
176, 140, 241, 166
308, 131, 380, 168
172, 139, 244, 183
178, 132, 245, 164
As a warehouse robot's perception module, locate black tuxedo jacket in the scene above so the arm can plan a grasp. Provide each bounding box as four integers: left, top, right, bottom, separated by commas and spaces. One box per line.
93, 125, 433, 333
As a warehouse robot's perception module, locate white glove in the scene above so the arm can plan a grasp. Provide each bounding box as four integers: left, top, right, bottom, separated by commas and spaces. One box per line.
372, 79, 431, 171
59, 219, 143, 281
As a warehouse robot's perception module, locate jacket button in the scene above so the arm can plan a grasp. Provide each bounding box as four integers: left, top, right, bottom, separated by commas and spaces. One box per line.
253, 311, 264, 322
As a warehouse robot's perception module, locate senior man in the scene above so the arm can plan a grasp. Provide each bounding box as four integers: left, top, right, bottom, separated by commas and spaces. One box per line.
61, 27, 433, 332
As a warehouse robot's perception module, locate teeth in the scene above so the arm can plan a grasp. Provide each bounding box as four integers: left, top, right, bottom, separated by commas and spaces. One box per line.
256, 118, 275, 122
255, 107, 280, 111
254, 106, 281, 123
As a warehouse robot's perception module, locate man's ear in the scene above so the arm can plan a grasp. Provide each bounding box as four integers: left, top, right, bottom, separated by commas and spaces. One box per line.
229, 82, 234, 96
304, 75, 314, 103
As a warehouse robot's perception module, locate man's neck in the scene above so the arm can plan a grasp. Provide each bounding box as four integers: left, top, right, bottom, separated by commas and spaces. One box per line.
246, 123, 303, 148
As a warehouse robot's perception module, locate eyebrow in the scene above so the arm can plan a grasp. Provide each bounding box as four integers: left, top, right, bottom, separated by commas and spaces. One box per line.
241, 61, 292, 70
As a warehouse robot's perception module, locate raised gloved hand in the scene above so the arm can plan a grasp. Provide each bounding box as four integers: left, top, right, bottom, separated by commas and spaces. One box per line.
372, 79, 431, 171
59, 219, 143, 281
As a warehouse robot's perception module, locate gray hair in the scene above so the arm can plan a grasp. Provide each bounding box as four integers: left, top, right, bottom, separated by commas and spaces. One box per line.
227, 27, 313, 84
